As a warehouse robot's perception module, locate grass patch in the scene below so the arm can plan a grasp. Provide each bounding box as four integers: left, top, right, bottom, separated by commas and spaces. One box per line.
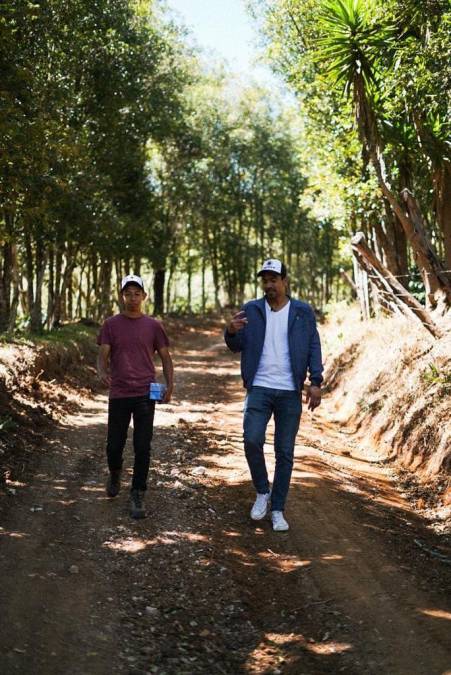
421, 363, 451, 389
0, 323, 98, 348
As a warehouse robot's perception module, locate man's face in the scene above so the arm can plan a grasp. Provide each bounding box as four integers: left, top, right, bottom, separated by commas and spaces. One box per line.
260, 272, 286, 300
122, 283, 146, 311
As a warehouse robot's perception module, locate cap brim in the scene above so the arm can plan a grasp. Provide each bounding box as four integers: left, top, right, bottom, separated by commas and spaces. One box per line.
257, 269, 282, 277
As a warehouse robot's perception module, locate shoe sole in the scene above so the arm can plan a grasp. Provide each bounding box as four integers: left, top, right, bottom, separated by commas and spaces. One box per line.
106, 489, 120, 498
106, 478, 121, 498
130, 510, 146, 519
250, 505, 269, 521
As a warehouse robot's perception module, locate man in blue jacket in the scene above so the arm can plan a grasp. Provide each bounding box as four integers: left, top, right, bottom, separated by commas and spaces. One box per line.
224, 259, 323, 531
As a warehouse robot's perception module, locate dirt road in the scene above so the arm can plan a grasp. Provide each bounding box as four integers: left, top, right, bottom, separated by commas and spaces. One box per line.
1, 319, 450, 675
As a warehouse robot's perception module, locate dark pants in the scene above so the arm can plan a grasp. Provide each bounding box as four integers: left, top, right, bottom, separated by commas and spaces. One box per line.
243, 386, 301, 512
106, 396, 155, 491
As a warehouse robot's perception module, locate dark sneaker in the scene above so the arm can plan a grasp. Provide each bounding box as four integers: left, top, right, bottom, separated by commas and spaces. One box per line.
130, 489, 146, 519
106, 470, 121, 497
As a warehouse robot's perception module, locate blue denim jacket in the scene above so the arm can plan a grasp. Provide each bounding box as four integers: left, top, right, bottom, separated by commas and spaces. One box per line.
224, 297, 323, 392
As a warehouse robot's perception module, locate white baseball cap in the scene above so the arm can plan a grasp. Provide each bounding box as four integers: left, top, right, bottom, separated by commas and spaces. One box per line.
257, 259, 287, 278
121, 274, 145, 291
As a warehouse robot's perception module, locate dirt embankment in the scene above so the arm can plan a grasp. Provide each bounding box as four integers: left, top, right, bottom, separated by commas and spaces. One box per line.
322, 305, 451, 515
0, 324, 99, 486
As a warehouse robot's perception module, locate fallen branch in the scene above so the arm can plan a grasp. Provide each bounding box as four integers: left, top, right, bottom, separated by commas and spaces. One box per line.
351, 232, 443, 339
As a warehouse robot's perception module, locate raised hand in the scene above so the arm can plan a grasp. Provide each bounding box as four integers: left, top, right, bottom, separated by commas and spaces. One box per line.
227, 310, 248, 335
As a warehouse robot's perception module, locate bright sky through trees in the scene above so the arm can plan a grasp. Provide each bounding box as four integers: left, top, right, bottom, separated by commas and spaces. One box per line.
166, 0, 280, 88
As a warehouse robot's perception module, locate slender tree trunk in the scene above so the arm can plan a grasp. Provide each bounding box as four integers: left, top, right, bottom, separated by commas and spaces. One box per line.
187, 256, 192, 313
340, 267, 357, 298
133, 256, 141, 276
115, 259, 124, 313
51, 243, 63, 326
76, 268, 84, 320
52, 243, 79, 327
30, 238, 47, 333
7, 244, 20, 333
0, 241, 12, 331
153, 269, 165, 315
24, 229, 34, 315
98, 254, 113, 320
67, 272, 73, 321
85, 263, 92, 317
91, 252, 98, 297
46, 244, 55, 328
201, 254, 206, 314
433, 162, 451, 269
0, 211, 16, 331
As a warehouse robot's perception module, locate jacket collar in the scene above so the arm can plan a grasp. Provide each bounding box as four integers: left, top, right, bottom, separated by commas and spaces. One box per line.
255, 297, 266, 318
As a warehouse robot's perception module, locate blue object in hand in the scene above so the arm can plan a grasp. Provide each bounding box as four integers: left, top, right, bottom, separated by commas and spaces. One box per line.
149, 382, 166, 402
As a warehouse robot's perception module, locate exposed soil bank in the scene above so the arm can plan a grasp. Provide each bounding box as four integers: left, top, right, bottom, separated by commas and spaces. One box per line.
0, 324, 99, 487
322, 306, 451, 518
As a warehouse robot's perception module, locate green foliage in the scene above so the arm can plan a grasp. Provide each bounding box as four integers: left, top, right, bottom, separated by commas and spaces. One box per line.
317, 0, 394, 94
250, 0, 451, 295
421, 363, 451, 388
5, 0, 431, 325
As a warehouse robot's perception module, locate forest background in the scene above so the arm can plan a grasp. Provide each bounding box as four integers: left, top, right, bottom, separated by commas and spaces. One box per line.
0, 0, 450, 334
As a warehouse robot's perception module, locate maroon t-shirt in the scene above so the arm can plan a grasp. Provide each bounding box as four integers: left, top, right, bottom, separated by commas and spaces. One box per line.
98, 314, 169, 399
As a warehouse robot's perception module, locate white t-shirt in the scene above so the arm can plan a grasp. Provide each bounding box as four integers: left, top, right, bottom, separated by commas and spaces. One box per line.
252, 300, 296, 390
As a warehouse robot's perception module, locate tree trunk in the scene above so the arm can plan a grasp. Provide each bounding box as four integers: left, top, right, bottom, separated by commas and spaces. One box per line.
67, 272, 73, 321
30, 238, 47, 333
24, 229, 34, 315
7, 244, 20, 333
352, 233, 442, 338
153, 269, 165, 315
187, 262, 192, 313
86, 263, 92, 316
91, 252, 98, 297
46, 244, 55, 328
98, 254, 113, 320
352, 254, 370, 320
354, 76, 451, 311
433, 162, 451, 269
76, 267, 85, 320
340, 267, 357, 298
0, 241, 13, 332
52, 243, 79, 327
133, 256, 141, 276
201, 254, 206, 314
0, 211, 16, 331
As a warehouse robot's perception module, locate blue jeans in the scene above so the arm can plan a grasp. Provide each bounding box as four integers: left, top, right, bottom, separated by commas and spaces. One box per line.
243, 386, 302, 512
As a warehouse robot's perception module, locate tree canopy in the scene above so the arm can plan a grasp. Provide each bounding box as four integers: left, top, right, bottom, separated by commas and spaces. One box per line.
1, 0, 449, 332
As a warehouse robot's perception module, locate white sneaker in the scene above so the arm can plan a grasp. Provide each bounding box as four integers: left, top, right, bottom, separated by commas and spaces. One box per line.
250, 491, 271, 520
271, 510, 289, 531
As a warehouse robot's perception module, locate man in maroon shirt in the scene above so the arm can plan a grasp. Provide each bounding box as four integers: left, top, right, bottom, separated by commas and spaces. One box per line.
97, 274, 174, 519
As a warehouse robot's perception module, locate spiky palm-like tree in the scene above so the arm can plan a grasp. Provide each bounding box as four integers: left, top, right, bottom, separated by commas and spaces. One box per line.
318, 0, 451, 310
